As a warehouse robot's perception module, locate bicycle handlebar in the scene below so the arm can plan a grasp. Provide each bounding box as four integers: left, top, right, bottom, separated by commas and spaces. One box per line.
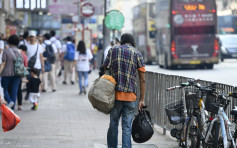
166, 78, 214, 92
229, 92, 237, 98
166, 86, 181, 91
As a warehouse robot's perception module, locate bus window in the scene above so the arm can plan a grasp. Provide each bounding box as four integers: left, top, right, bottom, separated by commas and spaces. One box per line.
175, 26, 215, 34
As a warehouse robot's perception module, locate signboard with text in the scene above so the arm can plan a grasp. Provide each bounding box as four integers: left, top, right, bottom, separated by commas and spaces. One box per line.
49, 0, 78, 15
49, 0, 103, 15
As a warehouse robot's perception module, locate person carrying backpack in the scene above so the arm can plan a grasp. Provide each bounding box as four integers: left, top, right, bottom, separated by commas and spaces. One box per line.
0, 35, 22, 110
41, 33, 57, 92
61, 36, 76, 85
50, 30, 62, 79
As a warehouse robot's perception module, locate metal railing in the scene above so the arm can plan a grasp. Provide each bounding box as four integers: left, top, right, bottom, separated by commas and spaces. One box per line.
141, 71, 237, 135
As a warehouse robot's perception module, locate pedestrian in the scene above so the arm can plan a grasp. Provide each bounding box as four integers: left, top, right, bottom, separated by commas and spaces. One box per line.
17, 44, 28, 110
74, 40, 93, 95
0, 35, 22, 110
50, 30, 62, 79
26, 68, 41, 110
42, 33, 57, 92
91, 38, 98, 69
61, 36, 76, 85
104, 41, 114, 62
103, 33, 146, 148
25, 30, 44, 100
19, 31, 29, 46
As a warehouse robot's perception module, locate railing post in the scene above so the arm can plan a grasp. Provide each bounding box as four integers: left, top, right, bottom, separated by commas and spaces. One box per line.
163, 126, 166, 135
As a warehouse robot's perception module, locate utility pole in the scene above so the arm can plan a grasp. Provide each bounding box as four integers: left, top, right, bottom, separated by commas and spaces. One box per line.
103, 0, 110, 52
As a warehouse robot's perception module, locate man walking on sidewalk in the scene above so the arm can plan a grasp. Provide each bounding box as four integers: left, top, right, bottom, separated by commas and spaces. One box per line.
25, 31, 44, 100
61, 36, 76, 85
42, 33, 57, 92
50, 30, 62, 79
103, 33, 146, 148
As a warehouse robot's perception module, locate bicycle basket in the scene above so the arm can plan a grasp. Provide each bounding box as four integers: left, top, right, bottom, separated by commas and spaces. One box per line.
185, 88, 199, 110
205, 92, 228, 114
164, 100, 184, 125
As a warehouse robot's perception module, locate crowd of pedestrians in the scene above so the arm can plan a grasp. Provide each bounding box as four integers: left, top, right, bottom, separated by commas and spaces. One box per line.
0, 30, 95, 111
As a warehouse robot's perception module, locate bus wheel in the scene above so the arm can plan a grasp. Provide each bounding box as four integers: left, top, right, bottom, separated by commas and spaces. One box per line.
159, 65, 164, 68
164, 56, 169, 69
206, 64, 213, 69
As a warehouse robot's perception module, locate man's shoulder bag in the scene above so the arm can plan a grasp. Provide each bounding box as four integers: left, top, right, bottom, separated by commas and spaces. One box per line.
28, 44, 39, 69
88, 72, 116, 114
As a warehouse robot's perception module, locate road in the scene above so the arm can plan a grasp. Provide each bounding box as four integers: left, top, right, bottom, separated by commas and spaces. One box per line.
146, 60, 237, 86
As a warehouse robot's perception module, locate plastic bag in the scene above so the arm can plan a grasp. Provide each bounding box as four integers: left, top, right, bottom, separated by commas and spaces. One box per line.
1, 104, 21, 132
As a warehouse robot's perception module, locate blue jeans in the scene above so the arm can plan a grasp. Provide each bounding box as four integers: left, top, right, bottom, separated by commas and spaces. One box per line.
77, 71, 88, 92
107, 100, 137, 148
1, 76, 21, 110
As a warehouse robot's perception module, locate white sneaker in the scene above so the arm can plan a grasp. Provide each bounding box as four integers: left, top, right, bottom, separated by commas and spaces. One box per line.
7, 101, 14, 108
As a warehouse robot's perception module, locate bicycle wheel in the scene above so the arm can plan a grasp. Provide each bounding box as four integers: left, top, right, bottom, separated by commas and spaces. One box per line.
185, 115, 201, 148
204, 121, 220, 148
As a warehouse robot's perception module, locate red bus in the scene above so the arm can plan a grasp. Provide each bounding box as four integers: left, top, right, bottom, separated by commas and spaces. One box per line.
156, 0, 219, 69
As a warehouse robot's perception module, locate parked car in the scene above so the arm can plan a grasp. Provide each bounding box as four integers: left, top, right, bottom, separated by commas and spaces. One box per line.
219, 35, 237, 61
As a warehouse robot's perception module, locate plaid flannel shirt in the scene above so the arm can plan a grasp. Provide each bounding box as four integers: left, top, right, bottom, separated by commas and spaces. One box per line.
104, 44, 145, 94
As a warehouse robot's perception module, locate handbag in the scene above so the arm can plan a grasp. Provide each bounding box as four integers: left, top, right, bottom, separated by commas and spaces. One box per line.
28, 44, 39, 69
88, 70, 116, 114
44, 60, 52, 72
132, 106, 154, 143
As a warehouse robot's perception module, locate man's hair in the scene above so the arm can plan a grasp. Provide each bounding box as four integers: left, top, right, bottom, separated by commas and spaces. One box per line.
19, 44, 27, 52
50, 30, 56, 37
43, 33, 51, 40
114, 37, 120, 43
110, 41, 114, 46
8, 35, 19, 46
66, 36, 72, 41
23, 31, 29, 39
120, 33, 135, 47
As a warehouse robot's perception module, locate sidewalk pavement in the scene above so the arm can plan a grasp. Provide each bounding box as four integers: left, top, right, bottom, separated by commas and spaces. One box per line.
0, 70, 179, 148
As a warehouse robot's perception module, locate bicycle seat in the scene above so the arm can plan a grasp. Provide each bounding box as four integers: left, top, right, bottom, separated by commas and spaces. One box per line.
231, 106, 237, 115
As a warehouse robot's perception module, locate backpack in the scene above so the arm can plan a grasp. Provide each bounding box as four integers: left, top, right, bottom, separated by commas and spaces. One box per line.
132, 106, 154, 143
9, 49, 29, 77
28, 44, 39, 69
64, 43, 75, 61
44, 43, 55, 63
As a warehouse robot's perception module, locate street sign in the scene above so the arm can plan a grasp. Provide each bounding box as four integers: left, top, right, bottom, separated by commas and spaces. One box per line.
105, 10, 125, 31
49, 0, 78, 15
80, 3, 95, 17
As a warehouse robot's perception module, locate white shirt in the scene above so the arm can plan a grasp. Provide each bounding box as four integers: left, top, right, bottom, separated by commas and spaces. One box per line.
50, 37, 62, 53
42, 40, 58, 54
26, 43, 44, 69
19, 39, 29, 46
61, 41, 74, 53
75, 49, 93, 72
104, 45, 112, 61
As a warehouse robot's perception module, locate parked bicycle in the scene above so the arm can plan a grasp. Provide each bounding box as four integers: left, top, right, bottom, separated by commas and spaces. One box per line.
203, 91, 237, 148
165, 79, 216, 148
